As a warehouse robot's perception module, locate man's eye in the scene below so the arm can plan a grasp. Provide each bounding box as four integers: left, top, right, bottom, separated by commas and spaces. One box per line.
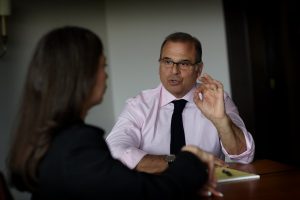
165, 60, 173, 65
179, 62, 190, 67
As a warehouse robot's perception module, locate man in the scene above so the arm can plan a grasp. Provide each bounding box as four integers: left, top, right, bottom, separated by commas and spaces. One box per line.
106, 32, 254, 174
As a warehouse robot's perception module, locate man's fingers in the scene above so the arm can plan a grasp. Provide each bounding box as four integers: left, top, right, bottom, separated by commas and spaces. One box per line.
199, 74, 223, 93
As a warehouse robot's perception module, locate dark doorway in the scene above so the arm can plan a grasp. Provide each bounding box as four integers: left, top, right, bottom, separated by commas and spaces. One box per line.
223, 0, 300, 166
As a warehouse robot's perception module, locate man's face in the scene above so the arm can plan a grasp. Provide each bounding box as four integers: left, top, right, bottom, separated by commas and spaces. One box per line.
159, 41, 203, 98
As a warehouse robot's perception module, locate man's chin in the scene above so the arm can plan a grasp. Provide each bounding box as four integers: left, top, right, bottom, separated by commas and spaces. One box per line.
168, 88, 185, 98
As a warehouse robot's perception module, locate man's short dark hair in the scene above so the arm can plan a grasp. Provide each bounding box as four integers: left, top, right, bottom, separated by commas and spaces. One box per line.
159, 32, 202, 63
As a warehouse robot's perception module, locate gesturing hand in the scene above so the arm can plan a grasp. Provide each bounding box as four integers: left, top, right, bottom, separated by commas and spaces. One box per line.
193, 74, 226, 123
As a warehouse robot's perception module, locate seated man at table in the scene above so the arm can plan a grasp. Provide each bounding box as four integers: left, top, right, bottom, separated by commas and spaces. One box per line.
106, 32, 255, 174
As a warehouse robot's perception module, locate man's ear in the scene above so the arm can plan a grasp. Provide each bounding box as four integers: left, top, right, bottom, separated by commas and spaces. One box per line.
197, 62, 204, 76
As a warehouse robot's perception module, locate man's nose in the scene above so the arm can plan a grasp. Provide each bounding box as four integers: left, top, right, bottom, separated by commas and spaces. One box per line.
171, 63, 180, 74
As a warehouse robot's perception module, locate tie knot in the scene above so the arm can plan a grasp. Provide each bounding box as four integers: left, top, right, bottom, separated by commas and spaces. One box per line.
172, 99, 187, 114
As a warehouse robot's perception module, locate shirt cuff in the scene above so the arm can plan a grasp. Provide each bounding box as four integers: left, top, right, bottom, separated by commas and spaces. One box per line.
221, 126, 255, 164
120, 147, 148, 169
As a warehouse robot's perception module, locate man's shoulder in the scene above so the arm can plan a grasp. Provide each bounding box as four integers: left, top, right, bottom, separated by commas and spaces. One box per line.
126, 85, 161, 106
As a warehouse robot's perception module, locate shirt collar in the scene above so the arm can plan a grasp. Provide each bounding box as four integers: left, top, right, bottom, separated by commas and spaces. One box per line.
160, 83, 197, 107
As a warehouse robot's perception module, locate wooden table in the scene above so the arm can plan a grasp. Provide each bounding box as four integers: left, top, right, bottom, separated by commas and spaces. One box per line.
204, 159, 300, 200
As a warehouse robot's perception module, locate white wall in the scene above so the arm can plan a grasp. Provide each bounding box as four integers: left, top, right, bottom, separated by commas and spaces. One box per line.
105, 0, 230, 119
0, 0, 229, 199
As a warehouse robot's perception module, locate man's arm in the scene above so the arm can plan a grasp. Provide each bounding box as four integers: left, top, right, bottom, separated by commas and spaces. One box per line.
193, 74, 247, 155
135, 154, 228, 174
212, 115, 246, 155
135, 155, 168, 174
106, 101, 148, 169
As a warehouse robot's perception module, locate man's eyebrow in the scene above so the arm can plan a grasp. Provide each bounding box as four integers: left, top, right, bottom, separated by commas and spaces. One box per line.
180, 59, 192, 62
161, 57, 172, 60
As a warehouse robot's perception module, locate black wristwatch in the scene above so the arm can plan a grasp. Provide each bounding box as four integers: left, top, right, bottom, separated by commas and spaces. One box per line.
164, 154, 176, 164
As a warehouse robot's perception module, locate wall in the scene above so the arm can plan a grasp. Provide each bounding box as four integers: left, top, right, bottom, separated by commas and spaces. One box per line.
0, 0, 229, 199
105, 0, 230, 118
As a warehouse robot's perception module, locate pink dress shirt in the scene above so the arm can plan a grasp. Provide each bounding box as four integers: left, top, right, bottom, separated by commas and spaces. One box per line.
106, 84, 255, 169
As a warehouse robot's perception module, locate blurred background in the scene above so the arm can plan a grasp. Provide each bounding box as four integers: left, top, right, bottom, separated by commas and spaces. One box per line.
0, 0, 299, 199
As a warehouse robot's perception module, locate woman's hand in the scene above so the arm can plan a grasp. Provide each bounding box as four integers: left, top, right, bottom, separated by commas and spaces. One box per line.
182, 145, 224, 197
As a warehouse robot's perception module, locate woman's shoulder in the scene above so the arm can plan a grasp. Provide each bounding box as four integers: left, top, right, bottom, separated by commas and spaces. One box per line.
44, 121, 108, 166
55, 121, 105, 145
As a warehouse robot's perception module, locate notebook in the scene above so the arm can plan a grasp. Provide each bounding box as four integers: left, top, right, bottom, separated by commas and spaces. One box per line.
215, 166, 260, 183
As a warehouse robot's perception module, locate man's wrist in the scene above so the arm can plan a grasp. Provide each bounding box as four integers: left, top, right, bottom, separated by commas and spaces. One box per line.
164, 154, 176, 165
213, 115, 232, 135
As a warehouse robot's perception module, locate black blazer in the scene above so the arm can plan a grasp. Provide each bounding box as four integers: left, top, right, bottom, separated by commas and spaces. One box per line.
32, 121, 207, 200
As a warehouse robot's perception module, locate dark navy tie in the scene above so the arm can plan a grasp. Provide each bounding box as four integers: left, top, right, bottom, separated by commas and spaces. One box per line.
170, 99, 187, 155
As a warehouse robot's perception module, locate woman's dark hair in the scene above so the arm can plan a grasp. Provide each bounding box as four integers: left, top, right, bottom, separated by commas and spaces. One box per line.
159, 32, 203, 63
7, 26, 103, 192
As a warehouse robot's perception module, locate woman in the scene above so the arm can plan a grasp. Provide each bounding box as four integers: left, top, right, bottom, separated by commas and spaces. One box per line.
8, 26, 222, 199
